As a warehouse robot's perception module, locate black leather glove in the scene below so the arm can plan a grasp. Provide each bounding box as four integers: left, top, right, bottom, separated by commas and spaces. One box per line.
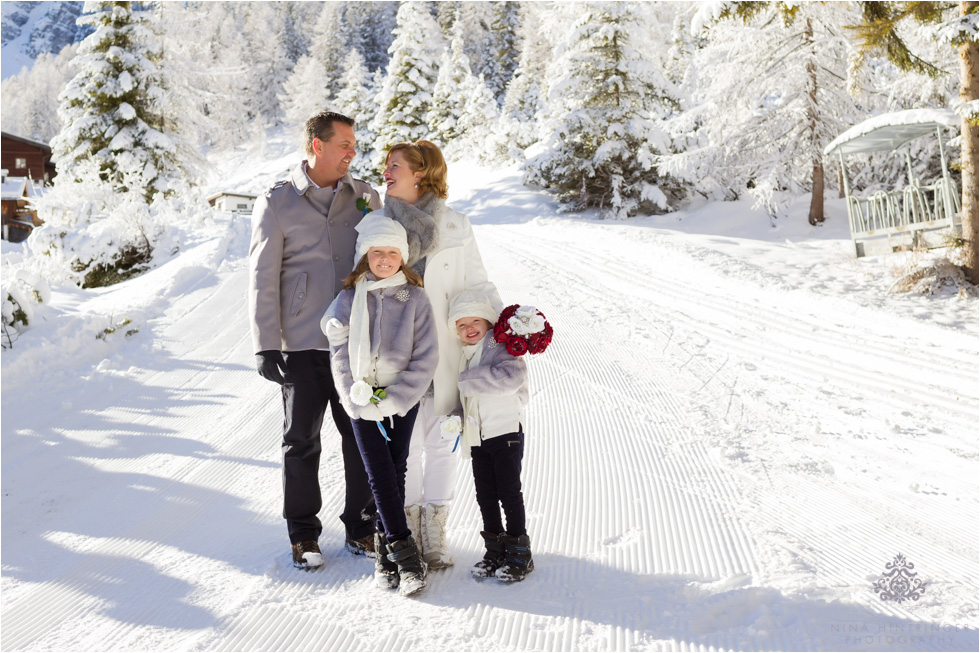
256, 350, 286, 385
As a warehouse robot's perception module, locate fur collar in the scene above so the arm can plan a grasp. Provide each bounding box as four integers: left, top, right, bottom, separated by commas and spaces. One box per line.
383, 192, 443, 265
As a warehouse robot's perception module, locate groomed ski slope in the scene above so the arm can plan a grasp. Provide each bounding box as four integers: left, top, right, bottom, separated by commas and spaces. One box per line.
1, 162, 977, 651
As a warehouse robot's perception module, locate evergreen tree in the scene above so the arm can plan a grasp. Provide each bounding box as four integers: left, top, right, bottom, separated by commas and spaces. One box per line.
371, 1, 443, 165
311, 2, 350, 101
241, 2, 292, 124
0, 43, 78, 143
480, 1, 521, 105
280, 54, 332, 136
524, 2, 682, 218
498, 2, 551, 148
346, 1, 399, 73
51, 1, 178, 198
193, 1, 254, 148
334, 49, 381, 181
427, 18, 474, 146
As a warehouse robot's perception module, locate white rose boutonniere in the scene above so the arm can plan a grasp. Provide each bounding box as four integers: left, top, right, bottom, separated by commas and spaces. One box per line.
350, 380, 374, 406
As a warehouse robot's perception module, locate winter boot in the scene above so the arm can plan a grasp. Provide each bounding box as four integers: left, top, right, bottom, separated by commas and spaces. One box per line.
421, 503, 454, 569
404, 505, 423, 548
373, 532, 399, 590
495, 533, 534, 582
471, 531, 505, 579
290, 540, 323, 570
386, 535, 428, 597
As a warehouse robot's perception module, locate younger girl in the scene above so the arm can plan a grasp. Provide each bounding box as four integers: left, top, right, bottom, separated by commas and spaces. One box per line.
321, 214, 439, 597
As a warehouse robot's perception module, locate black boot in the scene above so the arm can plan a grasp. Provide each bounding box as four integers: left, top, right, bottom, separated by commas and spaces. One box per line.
496, 533, 534, 582
471, 531, 505, 579
386, 535, 427, 596
374, 532, 399, 590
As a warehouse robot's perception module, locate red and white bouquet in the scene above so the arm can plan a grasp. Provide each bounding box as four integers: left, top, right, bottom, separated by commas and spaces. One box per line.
493, 305, 553, 356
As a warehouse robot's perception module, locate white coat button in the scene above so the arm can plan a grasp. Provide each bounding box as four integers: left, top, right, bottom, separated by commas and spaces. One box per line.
334, 255, 340, 261
297, 292, 305, 299
444, 263, 449, 270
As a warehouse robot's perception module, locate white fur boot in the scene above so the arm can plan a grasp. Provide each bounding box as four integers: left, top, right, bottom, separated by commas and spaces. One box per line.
421, 503, 454, 569
405, 504, 423, 548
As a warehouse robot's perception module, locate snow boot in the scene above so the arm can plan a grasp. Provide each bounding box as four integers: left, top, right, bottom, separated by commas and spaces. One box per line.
386, 535, 428, 597
290, 540, 323, 570
373, 532, 399, 590
421, 503, 454, 569
471, 531, 505, 579
495, 533, 534, 582
404, 504, 423, 548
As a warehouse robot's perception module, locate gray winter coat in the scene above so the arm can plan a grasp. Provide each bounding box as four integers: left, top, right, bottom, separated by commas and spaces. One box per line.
458, 333, 529, 441
324, 280, 439, 420
248, 163, 381, 353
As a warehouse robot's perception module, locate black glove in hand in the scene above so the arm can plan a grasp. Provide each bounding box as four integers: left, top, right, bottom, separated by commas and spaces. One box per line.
256, 350, 286, 385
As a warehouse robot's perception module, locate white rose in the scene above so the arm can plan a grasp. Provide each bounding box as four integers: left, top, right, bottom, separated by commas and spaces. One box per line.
439, 415, 462, 439
525, 314, 545, 333
516, 305, 537, 318
508, 315, 529, 335
350, 380, 374, 406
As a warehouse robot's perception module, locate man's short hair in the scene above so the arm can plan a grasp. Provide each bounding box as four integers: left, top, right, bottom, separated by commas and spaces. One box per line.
305, 111, 355, 156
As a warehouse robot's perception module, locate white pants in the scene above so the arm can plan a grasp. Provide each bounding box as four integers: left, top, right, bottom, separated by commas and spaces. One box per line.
404, 395, 458, 506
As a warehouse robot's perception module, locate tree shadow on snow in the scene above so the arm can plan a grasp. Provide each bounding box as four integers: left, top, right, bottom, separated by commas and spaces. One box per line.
416, 553, 978, 652
0, 356, 283, 644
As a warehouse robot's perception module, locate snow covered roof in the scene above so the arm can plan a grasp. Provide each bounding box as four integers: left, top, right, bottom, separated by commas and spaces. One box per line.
824, 109, 959, 156
1, 178, 28, 200
206, 191, 258, 202
1, 176, 45, 200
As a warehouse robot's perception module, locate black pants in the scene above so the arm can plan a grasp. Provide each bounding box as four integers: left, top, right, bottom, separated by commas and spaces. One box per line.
281, 350, 376, 544
470, 430, 526, 537
351, 405, 420, 542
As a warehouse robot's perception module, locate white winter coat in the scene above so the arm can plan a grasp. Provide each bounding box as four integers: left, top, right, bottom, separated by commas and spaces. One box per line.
384, 193, 502, 415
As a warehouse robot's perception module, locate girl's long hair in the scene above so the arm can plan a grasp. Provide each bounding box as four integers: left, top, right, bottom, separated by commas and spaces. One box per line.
343, 254, 424, 290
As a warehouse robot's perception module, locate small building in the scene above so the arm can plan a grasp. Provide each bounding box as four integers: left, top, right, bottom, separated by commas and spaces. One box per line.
207, 191, 258, 215
1, 169, 46, 243
1, 132, 56, 184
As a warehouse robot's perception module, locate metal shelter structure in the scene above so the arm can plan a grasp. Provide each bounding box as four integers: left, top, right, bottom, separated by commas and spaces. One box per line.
824, 108, 961, 257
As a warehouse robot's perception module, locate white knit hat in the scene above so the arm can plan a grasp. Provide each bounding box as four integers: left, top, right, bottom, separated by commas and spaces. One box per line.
354, 214, 410, 264
448, 290, 499, 338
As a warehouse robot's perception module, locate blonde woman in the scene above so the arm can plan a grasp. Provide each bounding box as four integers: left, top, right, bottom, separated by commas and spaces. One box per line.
381, 140, 502, 568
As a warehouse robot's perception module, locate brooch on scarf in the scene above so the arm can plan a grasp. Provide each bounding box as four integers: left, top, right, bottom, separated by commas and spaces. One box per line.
396, 289, 410, 303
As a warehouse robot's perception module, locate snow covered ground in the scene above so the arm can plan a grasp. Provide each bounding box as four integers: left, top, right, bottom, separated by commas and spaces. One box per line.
2, 149, 978, 651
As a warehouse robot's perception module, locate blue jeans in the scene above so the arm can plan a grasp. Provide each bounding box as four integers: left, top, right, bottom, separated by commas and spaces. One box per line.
351, 404, 420, 542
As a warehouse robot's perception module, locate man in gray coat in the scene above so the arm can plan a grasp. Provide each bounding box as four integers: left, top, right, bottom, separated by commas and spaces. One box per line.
248, 111, 381, 569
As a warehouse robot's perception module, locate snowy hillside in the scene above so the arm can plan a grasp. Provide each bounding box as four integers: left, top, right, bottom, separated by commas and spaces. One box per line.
1, 148, 977, 650
1, 0, 84, 79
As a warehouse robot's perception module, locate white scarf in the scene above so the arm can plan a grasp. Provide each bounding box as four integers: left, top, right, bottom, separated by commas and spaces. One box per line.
458, 341, 484, 458
349, 271, 407, 384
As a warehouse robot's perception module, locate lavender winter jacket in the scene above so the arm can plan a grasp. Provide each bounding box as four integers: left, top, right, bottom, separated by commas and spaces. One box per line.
248, 163, 380, 354
458, 333, 529, 441
323, 279, 439, 420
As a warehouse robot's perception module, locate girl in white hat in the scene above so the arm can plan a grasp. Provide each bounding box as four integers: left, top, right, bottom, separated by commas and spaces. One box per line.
321, 214, 438, 597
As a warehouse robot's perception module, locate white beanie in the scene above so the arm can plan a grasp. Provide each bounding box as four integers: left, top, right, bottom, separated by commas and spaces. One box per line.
355, 214, 410, 264
448, 290, 499, 337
